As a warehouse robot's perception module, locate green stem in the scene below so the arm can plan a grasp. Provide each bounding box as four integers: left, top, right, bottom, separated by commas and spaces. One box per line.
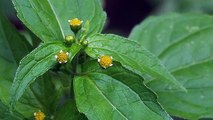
69, 49, 83, 98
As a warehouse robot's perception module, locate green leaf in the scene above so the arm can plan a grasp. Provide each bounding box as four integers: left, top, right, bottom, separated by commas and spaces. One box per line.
0, 100, 24, 120
48, 0, 106, 36
16, 71, 65, 118
0, 15, 65, 118
10, 42, 63, 108
74, 73, 165, 120
82, 60, 172, 120
12, 0, 64, 42
0, 14, 36, 117
0, 57, 17, 106
10, 42, 81, 107
99, 0, 104, 5
129, 13, 213, 119
55, 99, 87, 120
85, 34, 185, 91
0, 60, 66, 118
12, 0, 106, 42
0, 13, 30, 64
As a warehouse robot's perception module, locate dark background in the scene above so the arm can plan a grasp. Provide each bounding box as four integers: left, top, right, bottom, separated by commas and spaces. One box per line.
103, 0, 213, 36
104, 0, 158, 36
1, 0, 213, 37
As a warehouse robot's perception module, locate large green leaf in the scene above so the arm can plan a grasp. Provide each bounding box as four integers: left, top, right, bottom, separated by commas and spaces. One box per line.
0, 14, 35, 115
74, 73, 165, 120
10, 42, 81, 107
129, 13, 213, 119
85, 34, 185, 91
48, 0, 106, 36
0, 57, 37, 119
12, 0, 63, 42
0, 13, 30, 64
82, 60, 172, 120
12, 0, 106, 42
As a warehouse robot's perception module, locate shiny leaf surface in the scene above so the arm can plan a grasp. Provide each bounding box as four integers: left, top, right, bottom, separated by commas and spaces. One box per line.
85, 34, 185, 91
48, 0, 106, 36
12, 0, 106, 42
82, 60, 172, 120
129, 13, 213, 119
10, 43, 81, 107
74, 73, 164, 120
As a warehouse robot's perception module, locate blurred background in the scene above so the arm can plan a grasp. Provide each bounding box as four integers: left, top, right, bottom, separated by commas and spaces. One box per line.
1, 0, 213, 37
103, 0, 213, 36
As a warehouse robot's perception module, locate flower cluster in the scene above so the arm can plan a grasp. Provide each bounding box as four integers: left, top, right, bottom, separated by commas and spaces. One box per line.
54, 18, 113, 69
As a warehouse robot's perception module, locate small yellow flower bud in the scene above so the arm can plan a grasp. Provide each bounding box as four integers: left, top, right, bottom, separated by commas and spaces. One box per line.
34, 110, 45, 120
55, 50, 69, 64
65, 35, 75, 43
68, 18, 83, 33
98, 55, 113, 69
81, 40, 88, 46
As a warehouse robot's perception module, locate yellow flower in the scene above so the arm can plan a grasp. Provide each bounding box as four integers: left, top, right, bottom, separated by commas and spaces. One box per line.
68, 18, 83, 27
98, 55, 113, 69
68, 18, 83, 33
55, 50, 69, 64
34, 110, 45, 120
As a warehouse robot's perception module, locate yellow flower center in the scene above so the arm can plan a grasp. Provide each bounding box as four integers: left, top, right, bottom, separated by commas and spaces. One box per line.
55, 50, 69, 64
98, 55, 113, 68
69, 18, 82, 26
34, 111, 45, 120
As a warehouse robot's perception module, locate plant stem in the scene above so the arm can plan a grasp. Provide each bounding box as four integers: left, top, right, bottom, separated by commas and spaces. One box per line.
69, 49, 83, 99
